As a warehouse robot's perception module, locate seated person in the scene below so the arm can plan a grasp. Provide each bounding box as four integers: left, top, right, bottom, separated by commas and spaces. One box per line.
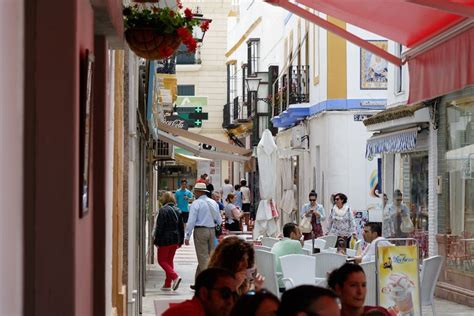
278, 285, 340, 316
224, 193, 244, 231
162, 267, 239, 316
328, 263, 390, 316
355, 222, 391, 263
230, 289, 280, 316
271, 223, 304, 291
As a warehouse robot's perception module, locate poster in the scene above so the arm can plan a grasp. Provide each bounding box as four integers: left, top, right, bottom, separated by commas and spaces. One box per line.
377, 245, 421, 316
360, 40, 388, 89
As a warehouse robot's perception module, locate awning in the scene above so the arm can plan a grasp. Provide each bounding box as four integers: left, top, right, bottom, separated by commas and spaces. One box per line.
158, 130, 250, 163
265, 0, 474, 104
156, 119, 252, 156
366, 127, 418, 158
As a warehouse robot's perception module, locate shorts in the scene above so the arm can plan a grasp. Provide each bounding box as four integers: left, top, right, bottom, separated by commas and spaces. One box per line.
181, 212, 189, 223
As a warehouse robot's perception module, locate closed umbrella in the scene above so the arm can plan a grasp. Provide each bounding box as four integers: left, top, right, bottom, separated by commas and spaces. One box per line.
253, 129, 279, 238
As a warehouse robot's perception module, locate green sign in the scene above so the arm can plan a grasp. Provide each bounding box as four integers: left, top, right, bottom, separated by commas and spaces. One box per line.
175, 96, 209, 128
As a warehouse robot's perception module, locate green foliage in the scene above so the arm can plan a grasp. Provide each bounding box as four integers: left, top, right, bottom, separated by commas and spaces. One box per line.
123, 6, 199, 35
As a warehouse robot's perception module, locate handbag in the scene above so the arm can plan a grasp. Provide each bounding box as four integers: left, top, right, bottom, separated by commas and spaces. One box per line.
400, 215, 414, 233
206, 200, 223, 237
299, 215, 313, 233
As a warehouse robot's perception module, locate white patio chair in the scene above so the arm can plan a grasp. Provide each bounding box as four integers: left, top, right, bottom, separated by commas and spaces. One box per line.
254, 245, 272, 252
313, 252, 347, 278
317, 235, 337, 249
303, 239, 326, 254
420, 255, 443, 316
261, 237, 280, 248
280, 254, 316, 289
321, 247, 337, 253
360, 261, 376, 306
301, 248, 312, 256
346, 248, 357, 257
255, 249, 280, 297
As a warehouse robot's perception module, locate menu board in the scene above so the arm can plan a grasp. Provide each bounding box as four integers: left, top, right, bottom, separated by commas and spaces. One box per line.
376, 244, 421, 316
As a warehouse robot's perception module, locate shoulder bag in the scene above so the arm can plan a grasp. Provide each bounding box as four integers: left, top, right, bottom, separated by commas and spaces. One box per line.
205, 200, 223, 237
299, 214, 313, 233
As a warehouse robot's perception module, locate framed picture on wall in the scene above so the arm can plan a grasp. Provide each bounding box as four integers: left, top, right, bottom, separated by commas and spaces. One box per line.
360, 40, 388, 90
79, 49, 94, 217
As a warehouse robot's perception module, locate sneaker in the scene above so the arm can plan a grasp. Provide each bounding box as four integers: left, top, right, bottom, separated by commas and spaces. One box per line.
161, 286, 172, 292
190, 284, 195, 291
172, 277, 182, 291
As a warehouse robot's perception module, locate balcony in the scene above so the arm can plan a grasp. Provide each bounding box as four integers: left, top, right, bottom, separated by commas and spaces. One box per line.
222, 103, 233, 129
233, 96, 252, 122
272, 65, 310, 117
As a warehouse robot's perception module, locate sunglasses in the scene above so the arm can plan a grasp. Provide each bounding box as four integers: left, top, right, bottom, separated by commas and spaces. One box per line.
211, 287, 239, 300
309, 199, 316, 202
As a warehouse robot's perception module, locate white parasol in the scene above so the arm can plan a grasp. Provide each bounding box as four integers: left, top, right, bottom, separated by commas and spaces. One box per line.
253, 129, 280, 238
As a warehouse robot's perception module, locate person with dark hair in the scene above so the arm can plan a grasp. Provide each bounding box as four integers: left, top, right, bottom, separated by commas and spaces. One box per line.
175, 179, 193, 223
328, 193, 356, 249
224, 193, 244, 231
301, 190, 326, 240
234, 184, 243, 209
271, 223, 304, 291
240, 179, 252, 218
230, 290, 280, 316
208, 236, 263, 294
153, 192, 184, 291
162, 267, 239, 316
277, 285, 340, 316
328, 263, 390, 316
355, 222, 391, 263
196, 173, 208, 184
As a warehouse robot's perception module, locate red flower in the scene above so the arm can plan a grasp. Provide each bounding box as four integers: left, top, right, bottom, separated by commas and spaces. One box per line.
184, 8, 193, 19
152, 7, 160, 14
169, 10, 175, 17
176, 0, 183, 9
177, 27, 192, 39
200, 20, 210, 32
186, 38, 197, 52
159, 46, 175, 58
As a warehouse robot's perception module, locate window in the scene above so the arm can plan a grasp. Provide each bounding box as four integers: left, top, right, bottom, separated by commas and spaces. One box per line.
395, 44, 404, 94
227, 62, 237, 103
247, 39, 260, 76
177, 85, 195, 96
176, 44, 196, 65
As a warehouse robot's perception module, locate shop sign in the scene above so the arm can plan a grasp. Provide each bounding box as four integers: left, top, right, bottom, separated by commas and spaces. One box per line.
165, 115, 188, 130
354, 114, 373, 121
376, 244, 421, 316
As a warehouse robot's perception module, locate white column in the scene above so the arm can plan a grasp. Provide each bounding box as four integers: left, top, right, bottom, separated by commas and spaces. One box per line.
428, 126, 438, 256
0, 1, 24, 314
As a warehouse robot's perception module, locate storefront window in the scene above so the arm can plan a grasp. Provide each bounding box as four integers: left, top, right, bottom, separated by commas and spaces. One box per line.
446, 98, 474, 272
400, 151, 429, 257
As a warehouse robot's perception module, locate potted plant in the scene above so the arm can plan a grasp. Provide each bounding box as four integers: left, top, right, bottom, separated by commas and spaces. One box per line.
123, 0, 210, 60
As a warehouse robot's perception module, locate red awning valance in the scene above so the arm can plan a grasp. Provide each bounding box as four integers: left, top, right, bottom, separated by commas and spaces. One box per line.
408, 26, 474, 104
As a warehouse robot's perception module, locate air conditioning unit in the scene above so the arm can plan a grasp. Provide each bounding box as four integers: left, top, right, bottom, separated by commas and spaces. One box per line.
155, 139, 175, 160
291, 124, 308, 149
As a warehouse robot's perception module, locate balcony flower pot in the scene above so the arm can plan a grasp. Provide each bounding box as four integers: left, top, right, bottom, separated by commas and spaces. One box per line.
123, 1, 210, 60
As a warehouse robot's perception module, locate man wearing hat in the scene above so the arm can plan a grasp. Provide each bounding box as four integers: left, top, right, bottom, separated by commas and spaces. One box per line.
185, 182, 222, 285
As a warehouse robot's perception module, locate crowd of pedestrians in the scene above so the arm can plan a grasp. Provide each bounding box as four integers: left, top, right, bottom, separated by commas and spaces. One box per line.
154, 177, 415, 315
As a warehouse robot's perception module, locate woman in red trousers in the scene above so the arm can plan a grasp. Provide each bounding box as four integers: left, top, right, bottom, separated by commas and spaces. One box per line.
153, 191, 185, 291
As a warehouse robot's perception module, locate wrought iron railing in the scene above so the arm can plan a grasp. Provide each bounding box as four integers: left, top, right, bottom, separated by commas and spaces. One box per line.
272, 65, 309, 117
222, 103, 232, 128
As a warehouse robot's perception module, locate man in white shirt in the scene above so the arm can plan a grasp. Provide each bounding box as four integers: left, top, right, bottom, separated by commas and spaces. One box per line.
185, 182, 222, 285
356, 222, 391, 263
220, 178, 234, 205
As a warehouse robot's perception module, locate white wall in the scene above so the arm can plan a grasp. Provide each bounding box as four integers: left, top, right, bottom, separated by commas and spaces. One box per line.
0, 1, 24, 314
309, 112, 380, 212
386, 40, 410, 107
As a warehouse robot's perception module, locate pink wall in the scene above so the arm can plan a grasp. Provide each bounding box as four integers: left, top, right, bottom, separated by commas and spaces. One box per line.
32, 0, 106, 314
0, 0, 24, 314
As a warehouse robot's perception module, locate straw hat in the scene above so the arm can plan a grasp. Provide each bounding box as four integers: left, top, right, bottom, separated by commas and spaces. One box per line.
193, 182, 209, 193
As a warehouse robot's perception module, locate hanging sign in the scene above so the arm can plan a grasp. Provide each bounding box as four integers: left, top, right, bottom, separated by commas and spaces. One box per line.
376, 243, 421, 316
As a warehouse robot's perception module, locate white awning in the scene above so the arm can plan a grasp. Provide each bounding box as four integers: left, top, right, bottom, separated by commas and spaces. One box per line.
366, 127, 418, 158
158, 130, 250, 163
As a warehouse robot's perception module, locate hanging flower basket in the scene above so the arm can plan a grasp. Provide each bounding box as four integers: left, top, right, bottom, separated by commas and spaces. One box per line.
123, 1, 211, 60
125, 28, 182, 60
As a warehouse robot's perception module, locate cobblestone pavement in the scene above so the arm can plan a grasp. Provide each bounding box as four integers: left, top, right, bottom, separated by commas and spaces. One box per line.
142, 240, 474, 316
